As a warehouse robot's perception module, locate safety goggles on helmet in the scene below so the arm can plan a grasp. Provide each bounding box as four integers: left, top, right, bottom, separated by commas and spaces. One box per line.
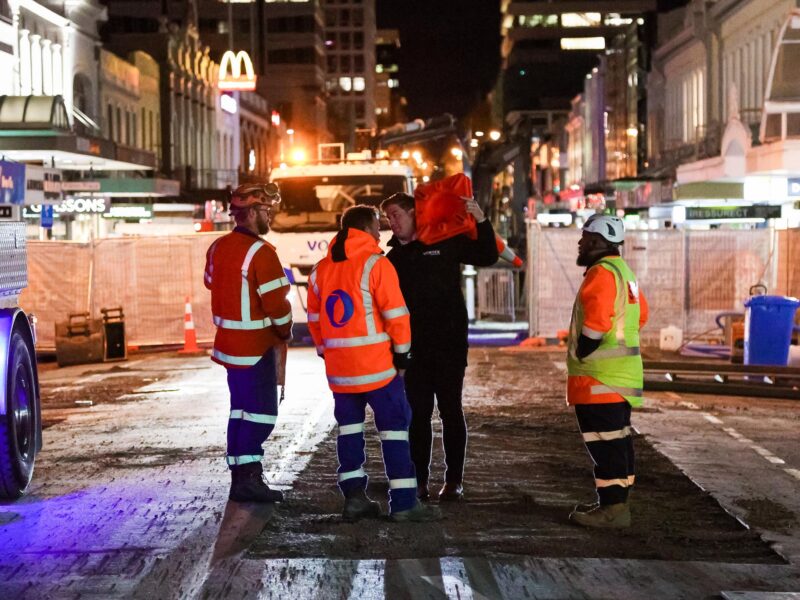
230, 182, 281, 209
583, 214, 625, 244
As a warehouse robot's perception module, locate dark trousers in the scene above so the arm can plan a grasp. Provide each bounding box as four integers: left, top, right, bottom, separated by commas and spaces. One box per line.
225, 348, 278, 468
574, 401, 634, 505
333, 375, 417, 513
404, 355, 467, 486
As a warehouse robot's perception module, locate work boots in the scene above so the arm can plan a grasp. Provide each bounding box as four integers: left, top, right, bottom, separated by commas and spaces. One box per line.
438, 482, 464, 502
229, 462, 284, 503
569, 502, 630, 529
342, 488, 382, 522
390, 501, 442, 523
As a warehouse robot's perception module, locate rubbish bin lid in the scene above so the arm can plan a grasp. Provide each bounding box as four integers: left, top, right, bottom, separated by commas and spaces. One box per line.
744, 295, 800, 308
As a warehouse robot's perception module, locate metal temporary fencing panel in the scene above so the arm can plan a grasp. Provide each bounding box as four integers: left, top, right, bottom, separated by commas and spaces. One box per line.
21, 233, 225, 351
477, 268, 517, 321
777, 228, 800, 299
622, 231, 686, 346
526, 222, 777, 345
526, 224, 583, 338
20, 241, 92, 349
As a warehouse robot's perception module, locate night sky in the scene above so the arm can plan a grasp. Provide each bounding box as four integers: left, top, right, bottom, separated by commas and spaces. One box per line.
377, 0, 691, 121
377, 0, 501, 121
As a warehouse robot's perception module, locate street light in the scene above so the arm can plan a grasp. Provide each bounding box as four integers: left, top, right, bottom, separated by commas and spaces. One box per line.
489, 130, 501, 141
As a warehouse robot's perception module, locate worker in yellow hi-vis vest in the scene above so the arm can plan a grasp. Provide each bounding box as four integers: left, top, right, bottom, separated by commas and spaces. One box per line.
566, 214, 649, 529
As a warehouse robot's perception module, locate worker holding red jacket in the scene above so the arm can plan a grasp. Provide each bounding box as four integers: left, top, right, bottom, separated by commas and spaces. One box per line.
381, 182, 498, 503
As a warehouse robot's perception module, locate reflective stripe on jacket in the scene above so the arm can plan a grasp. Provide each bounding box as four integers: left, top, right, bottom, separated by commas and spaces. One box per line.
307, 228, 411, 393
204, 228, 292, 369
566, 256, 648, 406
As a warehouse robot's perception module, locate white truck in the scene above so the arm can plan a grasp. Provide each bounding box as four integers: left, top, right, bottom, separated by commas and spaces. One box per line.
268, 154, 414, 337
0, 211, 42, 499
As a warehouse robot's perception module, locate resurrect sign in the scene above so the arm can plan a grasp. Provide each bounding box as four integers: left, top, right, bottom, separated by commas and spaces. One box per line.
686, 205, 782, 220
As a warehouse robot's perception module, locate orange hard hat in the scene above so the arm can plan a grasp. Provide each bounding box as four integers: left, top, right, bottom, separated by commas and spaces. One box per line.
230, 182, 281, 209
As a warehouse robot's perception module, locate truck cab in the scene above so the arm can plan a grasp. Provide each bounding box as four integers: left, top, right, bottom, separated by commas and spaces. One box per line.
0, 207, 42, 499
269, 155, 414, 334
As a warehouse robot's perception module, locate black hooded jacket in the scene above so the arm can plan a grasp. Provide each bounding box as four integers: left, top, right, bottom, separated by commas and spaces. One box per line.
385, 219, 499, 364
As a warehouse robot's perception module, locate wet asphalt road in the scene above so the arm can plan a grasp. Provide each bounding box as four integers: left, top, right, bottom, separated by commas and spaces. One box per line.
0, 348, 798, 599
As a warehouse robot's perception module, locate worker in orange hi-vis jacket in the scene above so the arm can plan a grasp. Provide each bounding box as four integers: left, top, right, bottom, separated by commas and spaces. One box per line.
204, 182, 293, 504
307, 205, 441, 523
566, 214, 649, 529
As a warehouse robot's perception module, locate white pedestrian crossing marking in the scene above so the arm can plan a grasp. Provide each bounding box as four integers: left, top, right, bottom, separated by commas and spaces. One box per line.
347, 560, 386, 600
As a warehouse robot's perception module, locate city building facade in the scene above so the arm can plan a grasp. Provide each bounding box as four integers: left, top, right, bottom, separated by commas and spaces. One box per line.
647, 0, 800, 228
323, 0, 375, 146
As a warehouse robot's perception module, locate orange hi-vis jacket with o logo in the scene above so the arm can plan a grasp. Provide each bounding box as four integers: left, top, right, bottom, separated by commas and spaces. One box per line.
307, 228, 411, 394
204, 227, 293, 369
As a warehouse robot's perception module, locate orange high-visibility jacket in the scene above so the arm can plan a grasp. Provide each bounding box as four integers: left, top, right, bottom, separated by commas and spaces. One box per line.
204, 228, 293, 369
307, 228, 411, 394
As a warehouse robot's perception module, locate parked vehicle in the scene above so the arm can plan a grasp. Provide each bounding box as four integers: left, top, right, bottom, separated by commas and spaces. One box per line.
0, 212, 42, 499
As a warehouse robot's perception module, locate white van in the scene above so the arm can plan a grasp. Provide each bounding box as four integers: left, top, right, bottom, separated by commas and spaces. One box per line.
269, 159, 414, 333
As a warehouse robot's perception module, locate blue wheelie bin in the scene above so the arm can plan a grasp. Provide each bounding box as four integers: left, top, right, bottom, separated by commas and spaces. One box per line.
743, 295, 800, 366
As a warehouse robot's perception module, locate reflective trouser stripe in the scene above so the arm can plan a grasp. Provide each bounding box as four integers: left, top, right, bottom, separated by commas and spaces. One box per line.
308, 312, 320, 322
258, 276, 290, 295
382, 306, 409, 320
339, 423, 365, 435
393, 343, 411, 353
379, 430, 409, 441
596, 475, 635, 488
226, 454, 262, 466
213, 315, 271, 330
591, 384, 643, 397
230, 410, 277, 425
212, 349, 262, 366
325, 333, 390, 348
388, 478, 417, 490
328, 367, 396, 387
338, 468, 366, 482
582, 427, 631, 443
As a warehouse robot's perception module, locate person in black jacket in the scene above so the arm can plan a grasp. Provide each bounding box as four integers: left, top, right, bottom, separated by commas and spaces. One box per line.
380, 192, 499, 501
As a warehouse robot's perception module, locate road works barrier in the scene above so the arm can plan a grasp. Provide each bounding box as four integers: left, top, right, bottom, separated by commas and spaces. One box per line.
17, 228, 800, 351
21, 233, 225, 351
526, 224, 800, 346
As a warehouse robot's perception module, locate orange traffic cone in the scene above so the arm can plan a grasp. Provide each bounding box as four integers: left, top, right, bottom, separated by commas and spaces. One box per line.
496, 235, 524, 268
179, 296, 202, 353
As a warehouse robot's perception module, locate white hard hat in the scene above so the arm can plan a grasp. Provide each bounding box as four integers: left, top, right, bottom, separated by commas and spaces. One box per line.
583, 214, 625, 244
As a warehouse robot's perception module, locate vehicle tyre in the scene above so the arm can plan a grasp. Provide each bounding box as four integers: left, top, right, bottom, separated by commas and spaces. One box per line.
0, 329, 37, 499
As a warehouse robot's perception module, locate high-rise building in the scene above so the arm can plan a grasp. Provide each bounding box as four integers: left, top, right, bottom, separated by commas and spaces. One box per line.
500, 1, 658, 114
322, 0, 375, 146
374, 28, 404, 129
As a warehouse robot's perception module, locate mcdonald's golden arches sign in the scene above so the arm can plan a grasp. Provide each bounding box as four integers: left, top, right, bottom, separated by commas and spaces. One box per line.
219, 50, 257, 91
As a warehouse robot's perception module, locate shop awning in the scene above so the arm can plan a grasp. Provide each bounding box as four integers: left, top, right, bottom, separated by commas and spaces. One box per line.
0, 95, 156, 171
675, 181, 744, 200
97, 177, 181, 197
